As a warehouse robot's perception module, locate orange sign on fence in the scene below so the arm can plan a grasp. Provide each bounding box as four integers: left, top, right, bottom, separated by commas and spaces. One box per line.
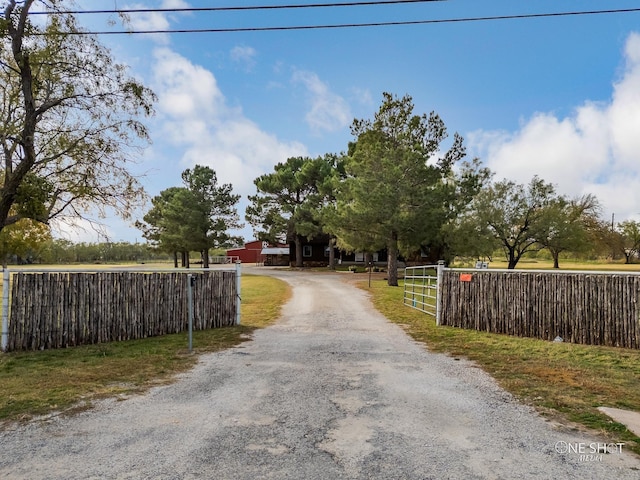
459, 273, 473, 282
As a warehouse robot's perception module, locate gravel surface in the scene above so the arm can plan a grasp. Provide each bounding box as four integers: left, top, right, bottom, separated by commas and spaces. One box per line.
1, 268, 638, 479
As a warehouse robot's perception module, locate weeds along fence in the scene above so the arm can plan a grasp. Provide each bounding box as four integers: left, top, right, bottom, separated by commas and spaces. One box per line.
1, 266, 241, 352
439, 269, 640, 349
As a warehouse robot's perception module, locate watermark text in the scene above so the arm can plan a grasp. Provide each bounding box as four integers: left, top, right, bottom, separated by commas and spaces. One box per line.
555, 441, 624, 461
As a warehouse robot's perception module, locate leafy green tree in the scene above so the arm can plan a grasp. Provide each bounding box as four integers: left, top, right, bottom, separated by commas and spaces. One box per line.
137, 187, 186, 266
180, 166, 242, 267
442, 214, 500, 263
586, 217, 623, 261
246, 155, 337, 267
617, 220, 640, 264
422, 158, 492, 264
316, 154, 347, 269
39, 238, 75, 263
0, 217, 51, 267
328, 93, 471, 285
535, 194, 601, 268
461, 176, 556, 269
137, 166, 241, 268
0, 1, 154, 234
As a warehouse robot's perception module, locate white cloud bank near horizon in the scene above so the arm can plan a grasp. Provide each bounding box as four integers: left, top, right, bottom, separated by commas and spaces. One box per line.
468, 32, 640, 223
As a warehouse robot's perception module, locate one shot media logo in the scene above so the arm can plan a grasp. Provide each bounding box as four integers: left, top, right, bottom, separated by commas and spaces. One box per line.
555, 441, 625, 462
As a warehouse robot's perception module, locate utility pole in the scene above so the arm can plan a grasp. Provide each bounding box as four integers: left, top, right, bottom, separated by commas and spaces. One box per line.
611, 213, 616, 260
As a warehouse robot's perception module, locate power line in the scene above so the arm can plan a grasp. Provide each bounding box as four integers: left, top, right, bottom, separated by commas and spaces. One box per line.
31, 0, 448, 15
41, 8, 640, 35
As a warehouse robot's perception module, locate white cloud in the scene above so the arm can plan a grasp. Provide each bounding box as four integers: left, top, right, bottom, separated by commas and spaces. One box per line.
51, 217, 114, 243
151, 48, 308, 198
468, 32, 640, 223
153, 48, 225, 119
230, 46, 257, 71
350, 87, 374, 107
124, 0, 191, 44
162, 0, 191, 8
291, 69, 351, 133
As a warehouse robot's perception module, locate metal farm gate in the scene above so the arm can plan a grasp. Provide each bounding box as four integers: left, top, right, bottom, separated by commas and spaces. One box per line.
402, 263, 444, 325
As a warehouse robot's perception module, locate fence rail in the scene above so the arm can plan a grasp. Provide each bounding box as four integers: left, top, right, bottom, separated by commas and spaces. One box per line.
1, 267, 239, 352
211, 256, 240, 264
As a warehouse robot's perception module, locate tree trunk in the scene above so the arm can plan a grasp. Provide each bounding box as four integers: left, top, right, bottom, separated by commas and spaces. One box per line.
295, 235, 303, 268
202, 249, 210, 268
181, 251, 190, 268
552, 252, 560, 269
0, 2, 39, 236
507, 247, 518, 269
328, 237, 336, 270
173, 251, 178, 268
387, 232, 399, 286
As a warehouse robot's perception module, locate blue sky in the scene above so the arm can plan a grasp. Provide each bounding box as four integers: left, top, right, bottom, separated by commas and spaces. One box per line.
58, 0, 640, 243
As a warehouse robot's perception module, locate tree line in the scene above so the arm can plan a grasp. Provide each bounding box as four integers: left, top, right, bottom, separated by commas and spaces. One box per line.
1, 238, 170, 265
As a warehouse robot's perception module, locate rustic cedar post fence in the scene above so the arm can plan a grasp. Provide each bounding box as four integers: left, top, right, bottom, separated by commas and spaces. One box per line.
1, 264, 241, 353
405, 265, 640, 350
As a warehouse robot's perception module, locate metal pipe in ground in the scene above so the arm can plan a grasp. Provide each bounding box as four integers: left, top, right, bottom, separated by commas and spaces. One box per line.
235, 262, 241, 325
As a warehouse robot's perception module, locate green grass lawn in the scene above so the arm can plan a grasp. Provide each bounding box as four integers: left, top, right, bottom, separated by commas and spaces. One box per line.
0, 274, 291, 423
363, 279, 640, 456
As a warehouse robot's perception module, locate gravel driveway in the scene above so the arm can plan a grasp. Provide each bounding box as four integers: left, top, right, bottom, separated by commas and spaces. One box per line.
1, 268, 638, 479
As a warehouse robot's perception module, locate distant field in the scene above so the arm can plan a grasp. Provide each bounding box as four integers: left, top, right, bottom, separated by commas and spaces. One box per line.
453, 258, 640, 272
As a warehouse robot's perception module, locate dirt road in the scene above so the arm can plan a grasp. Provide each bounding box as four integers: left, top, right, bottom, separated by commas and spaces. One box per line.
1, 269, 638, 479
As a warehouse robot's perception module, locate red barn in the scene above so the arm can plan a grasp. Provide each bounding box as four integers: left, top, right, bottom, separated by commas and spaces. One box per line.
226, 240, 265, 264
226, 240, 289, 265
